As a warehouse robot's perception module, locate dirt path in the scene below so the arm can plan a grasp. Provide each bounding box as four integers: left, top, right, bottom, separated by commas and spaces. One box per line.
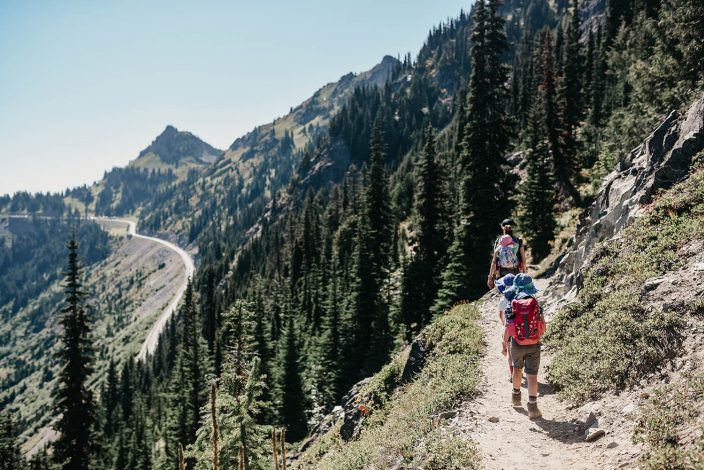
93, 217, 195, 360
451, 279, 603, 470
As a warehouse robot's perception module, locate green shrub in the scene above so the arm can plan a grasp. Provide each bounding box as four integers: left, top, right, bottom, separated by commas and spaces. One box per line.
411, 430, 479, 470
634, 372, 704, 469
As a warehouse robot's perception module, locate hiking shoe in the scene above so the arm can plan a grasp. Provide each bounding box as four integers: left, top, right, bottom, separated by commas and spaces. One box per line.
511, 390, 521, 407
527, 401, 542, 419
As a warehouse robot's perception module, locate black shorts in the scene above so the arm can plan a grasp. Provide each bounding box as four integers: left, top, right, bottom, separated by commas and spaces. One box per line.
499, 267, 520, 278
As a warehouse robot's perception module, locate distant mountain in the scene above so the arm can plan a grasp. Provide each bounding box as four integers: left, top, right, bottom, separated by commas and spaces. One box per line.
131, 125, 223, 169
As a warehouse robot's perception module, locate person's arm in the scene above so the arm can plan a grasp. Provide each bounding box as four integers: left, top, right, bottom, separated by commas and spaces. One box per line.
487, 251, 497, 288
519, 245, 527, 273
501, 326, 510, 356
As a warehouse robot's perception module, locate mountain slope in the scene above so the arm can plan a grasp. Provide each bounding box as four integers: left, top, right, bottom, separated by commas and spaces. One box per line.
296, 90, 704, 470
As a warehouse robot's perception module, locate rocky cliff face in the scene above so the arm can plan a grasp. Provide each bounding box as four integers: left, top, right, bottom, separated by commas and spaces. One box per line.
555, 92, 704, 297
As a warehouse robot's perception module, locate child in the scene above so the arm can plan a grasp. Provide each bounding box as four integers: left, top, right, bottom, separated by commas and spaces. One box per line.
495, 275, 516, 381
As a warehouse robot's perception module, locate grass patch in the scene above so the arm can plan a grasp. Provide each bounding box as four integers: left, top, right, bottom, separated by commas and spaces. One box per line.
410, 430, 479, 469
634, 372, 704, 469
298, 303, 483, 469
545, 162, 704, 403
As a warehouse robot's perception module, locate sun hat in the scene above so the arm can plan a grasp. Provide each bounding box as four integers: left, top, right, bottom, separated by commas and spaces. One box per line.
503, 286, 517, 302
495, 273, 515, 293
499, 235, 514, 247
514, 273, 539, 295
501, 218, 514, 227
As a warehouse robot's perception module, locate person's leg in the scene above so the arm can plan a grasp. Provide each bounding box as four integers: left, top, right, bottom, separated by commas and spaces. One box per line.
526, 374, 538, 398
512, 367, 523, 406
524, 345, 542, 419
510, 340, 525, 406
512, 366, 523, 390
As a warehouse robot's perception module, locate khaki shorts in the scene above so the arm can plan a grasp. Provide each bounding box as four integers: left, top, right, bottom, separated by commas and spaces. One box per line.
510, 340, 541, 375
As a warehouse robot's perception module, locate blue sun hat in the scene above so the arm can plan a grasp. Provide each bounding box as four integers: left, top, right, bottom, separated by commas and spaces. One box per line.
514, 273, 539, 296
503, 286, 518, 302
495, 273, 516, 294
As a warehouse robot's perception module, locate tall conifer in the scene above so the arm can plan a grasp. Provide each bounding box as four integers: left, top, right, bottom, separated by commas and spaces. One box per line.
435, 0, 513, 305
0, 412, 24, 470
400, 125, 447, 335
520, 30, 559, 260
53, 235, 95, 470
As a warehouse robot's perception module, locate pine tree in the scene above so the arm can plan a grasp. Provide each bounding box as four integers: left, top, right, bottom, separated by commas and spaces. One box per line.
167, 279, 204, 466
400, 125, 447, 336
539, 24, 581, 206
278, 315, 307, 442
365, 117, 393, 285
519, 31, 559, 261
53, 235, 96, 470
102, 358, 119, 437
0, 412, 24, 470
556, 0, 583, 204
435, 0, 513, 305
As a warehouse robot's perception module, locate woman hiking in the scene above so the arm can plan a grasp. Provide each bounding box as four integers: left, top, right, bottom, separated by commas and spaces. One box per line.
487, 218, 526, 289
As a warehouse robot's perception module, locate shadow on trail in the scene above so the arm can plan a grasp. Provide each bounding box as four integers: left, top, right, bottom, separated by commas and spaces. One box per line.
512, 407, 585, 444
518, 381, 556, 397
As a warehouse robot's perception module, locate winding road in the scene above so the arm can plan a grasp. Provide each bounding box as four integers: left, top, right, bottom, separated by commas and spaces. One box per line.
4, 214, 195, 361
94, 217, 195, 361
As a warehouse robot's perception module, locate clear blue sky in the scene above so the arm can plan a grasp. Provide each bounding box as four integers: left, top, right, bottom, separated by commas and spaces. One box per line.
0, 0, 470, 195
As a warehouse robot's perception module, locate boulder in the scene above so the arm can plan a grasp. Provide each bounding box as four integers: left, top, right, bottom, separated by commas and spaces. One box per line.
401, 337, 428, 383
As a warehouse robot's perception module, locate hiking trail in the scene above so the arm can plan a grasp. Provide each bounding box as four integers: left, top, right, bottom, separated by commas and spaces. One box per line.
449, 278, 640, 470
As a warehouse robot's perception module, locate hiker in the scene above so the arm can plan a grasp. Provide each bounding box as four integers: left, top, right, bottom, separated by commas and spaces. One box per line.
503, 274, 545, 419
495, 274, 516, 381
487, 218, 526, 289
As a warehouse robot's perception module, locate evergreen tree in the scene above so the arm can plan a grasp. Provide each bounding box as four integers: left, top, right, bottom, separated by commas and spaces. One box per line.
278, 315, 307, 442
53, 235, 96, 470
557, 0, 584, 202
365, 117, 393, 285
400, 125, 447, 336
519, 31, 559, 261
435, 0, 513, 305
0, 412, 24, 470
189, 357, 268, 470
167, 279, 204, 467
540, 24, 581, 205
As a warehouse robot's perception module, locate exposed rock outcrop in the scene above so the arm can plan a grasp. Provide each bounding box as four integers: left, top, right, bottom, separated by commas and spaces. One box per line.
556, 93, 704, 296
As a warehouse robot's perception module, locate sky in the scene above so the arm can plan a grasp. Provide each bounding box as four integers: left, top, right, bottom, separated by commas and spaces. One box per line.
0, 0, 471, 195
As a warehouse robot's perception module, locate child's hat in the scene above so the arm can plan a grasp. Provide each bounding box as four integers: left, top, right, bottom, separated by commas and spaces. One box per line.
514, 273, 539, 295
495, 274, 515, 294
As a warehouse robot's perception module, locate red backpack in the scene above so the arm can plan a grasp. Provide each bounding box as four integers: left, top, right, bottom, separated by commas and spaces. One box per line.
506, 296, 546, 346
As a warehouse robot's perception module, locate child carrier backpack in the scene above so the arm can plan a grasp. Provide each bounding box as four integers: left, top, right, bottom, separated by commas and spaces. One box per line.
506, 296, 545, 346
496, 245, 519, 269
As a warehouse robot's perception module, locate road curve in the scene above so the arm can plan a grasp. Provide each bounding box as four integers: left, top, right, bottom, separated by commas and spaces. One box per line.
3, 214, 195, 360
92, 217, 195, 361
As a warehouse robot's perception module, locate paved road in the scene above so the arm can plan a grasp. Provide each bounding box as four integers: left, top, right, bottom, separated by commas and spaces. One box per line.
4, 214, 195, 361
95, 217, 195, 361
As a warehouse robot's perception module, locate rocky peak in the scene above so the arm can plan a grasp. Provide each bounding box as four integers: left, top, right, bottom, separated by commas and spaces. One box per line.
137, 125, 223, 165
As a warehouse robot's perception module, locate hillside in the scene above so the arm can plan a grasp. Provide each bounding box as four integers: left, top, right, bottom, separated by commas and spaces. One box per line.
2, 0, 704, 469
295, 91, 704, 469
0, 218, 190, 453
